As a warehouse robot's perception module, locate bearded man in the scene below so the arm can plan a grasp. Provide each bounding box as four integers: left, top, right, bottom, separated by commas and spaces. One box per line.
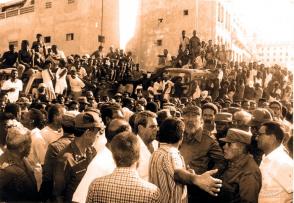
179, 105, 226, 203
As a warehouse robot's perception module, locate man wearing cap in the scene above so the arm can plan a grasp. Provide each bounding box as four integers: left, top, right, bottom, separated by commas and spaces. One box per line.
180, 105, 226, 203
218, 128, 261, 203
215, 112, 232, 144
53, 112, 102, 202
40, 113, 76, 202
202, 103, 219, 139
0, 126, 39, 202
73, 118, 130, 203
257, 121, 293, 203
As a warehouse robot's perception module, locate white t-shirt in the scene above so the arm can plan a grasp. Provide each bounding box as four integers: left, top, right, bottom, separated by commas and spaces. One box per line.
1, 79, 23, 103
68, 75, 85, 92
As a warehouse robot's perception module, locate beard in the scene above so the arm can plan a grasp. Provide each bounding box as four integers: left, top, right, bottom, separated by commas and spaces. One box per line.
184, 121, 200, 139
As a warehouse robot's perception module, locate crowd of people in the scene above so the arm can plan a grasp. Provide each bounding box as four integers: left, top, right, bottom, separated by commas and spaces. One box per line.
0, 31, 293, 203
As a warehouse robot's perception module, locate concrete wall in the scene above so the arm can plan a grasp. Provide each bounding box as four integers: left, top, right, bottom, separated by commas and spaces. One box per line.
130, 0, 198, 71
0, 0, 119, 56
130, 0, 254, 71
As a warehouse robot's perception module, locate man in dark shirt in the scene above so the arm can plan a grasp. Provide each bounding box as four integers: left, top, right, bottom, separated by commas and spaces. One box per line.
180, 106, 226, 203
53, 111, 104, 202
40, 113, 76, 202
0, 126, 39, 202
0, 44, 18, 68
218, 128, 261, 203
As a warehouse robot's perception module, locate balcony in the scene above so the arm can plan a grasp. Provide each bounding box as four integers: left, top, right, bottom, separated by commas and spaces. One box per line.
0, 5, 34, 20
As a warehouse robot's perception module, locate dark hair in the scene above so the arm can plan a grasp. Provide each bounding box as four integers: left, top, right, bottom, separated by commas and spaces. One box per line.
110, 132, 140, 167
4, 103, 20, 119
133, 111, 157, 134
262, 121, 285, 144
29, 108, 46, 129
74, 127, 88, 137
145, 102, 158, 113
105, 118, 130, 142
156, 109, 171, 127
129, 113, 137, 133
100, 102, 122, 125
47, 104, 63, 124
158, 118, 184, 144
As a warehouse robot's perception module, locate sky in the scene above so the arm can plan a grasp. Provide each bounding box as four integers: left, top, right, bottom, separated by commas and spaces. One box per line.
1, 0, 294, 47
230, 0, 294, 44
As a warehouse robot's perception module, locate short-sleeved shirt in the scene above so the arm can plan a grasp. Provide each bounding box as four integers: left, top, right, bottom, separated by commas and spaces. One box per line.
149, 143, 187, 203
54, 141, 97, 202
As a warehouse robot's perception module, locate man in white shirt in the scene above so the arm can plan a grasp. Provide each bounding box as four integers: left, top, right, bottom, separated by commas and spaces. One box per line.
68, 70, 85, 100
1, 70, 23, 103
257, 121, 293, 203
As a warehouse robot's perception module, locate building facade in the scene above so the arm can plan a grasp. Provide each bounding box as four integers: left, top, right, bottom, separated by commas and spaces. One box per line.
0, 0, 119, 56
256, 43, 294, 68
128, 0, 253, 71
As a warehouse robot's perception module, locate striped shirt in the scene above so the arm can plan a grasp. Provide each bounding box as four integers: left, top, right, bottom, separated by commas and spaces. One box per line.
149, 143, 187, 203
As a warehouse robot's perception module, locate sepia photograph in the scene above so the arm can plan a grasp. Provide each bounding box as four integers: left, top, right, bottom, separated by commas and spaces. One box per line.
0, 0, 293, 202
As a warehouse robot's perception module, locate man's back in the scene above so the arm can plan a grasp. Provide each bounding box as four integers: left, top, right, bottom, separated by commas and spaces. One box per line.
86, 168, 160, 203
149, 144, 187, 203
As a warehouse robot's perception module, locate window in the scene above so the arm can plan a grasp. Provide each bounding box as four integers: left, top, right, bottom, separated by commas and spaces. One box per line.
183, 10, 189, 16
9, 41, 18, 48
45, 2, 52, 8
30, 0, 35, 4
98, 35, 105, 43
157, 39, 162, 46
68, 0, 75, 4
66, 33, 74, 41
158, 18, 163, 23
44, 36, 51, 43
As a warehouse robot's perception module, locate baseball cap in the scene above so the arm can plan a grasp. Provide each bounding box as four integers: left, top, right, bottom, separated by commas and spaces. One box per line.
220, 128, 252, 145
75, 112, 103, 128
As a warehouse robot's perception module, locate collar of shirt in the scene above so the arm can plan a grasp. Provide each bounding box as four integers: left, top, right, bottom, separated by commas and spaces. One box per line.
229, 154, 251, 169
262, 145, 286, 163
184, 128, 203, 143
113, 167, 139, 177
70, 141, 88, 161
159, 143, 180, 153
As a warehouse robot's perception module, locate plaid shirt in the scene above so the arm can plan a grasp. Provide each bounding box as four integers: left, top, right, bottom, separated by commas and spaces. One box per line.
86, 167, 161, 203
